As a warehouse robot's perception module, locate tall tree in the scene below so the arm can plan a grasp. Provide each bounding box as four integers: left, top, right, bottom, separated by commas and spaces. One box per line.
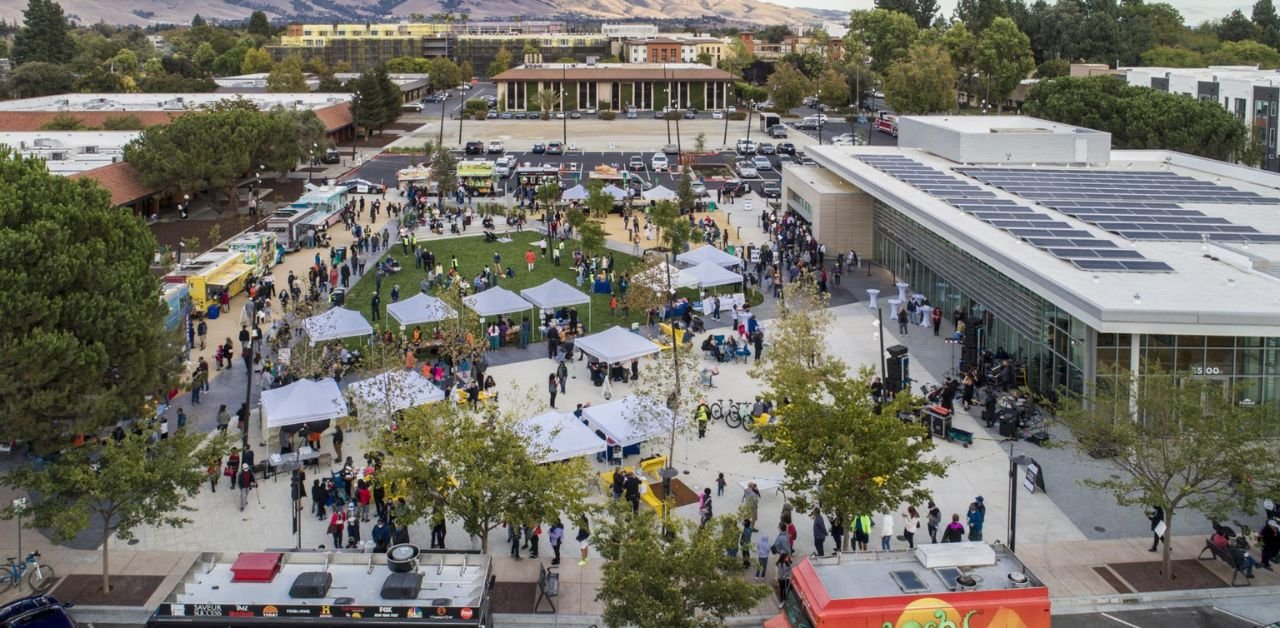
1206, 39, 1280, 68
266, 54, 307, 92
375, 67, 404, 131
765, 61, 813, 111
4, 60, 74, 98
953, 0, 1010, 32
976, 17, 1036, 111
191, 13, 206, 27
875, 0, 940, 28
1218, 9, 1260, 41
817, 68, 851, 108
594, 502, 770, 628
0, 149, 176, 452
247, 10, 271, 37
426, 56, 462, 91
12, 0, 76, 65
942, 21, 978, 98
240, 47, 272, 74
848, 9, 921, 74
1057, 364, 1279, 581
3, 430, 229, 594
488, 45, 513, 78
1140, 45, 1204, 67
718, 38, 754, 78
884, 43, 957, 114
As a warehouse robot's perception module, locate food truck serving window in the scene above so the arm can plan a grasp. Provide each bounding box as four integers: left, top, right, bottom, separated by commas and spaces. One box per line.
780, 589, 816, 628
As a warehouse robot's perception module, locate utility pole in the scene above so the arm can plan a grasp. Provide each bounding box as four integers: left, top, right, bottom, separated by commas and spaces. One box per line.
562, 63, 568, 146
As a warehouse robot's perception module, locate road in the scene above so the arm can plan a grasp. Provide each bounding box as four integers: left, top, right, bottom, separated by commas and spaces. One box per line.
1055, 607, 1261, 628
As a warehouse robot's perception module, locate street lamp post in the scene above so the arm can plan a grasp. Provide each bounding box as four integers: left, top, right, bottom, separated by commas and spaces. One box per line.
817, 89, 823, 146
1008, 451, 1034, 552
562, 63, 568, 146
874, 308, 886, 380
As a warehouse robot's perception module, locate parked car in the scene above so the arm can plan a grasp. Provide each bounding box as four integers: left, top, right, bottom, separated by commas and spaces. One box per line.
711, 110, 724, 119
0, 595, 77, 628
768, 124, 788, 138
721, 179, 750, 197
736, 160, 758, 178
626, 110, 638, 119
464, 141, 484, 155
761, 180, 781, 198
757, 142, 776, 155
457, 83, 472, 90
691, 180, 708, 197
628, 155, 645, 171
777, 142, 797, 155
570, 111, 582, 119
531, 142, 546, 154
651, 153, 670, 172
653, 109, 666, 119
402, 102, 424, 112
662, 144, 679, 155
487, 140, 504, 153
321, 148, 340, 164
554, 111, 566, 119
752, 155, 774, 171
586, 107, 597, 115
682, 110, 696, 119
486, 110, 498, 119
500, 111, 513, 119
546, 141, 564, 155
832, 133, 857, 145
513, 112, 527, 119
778, 154, 795, 167
735, 139, 756, 154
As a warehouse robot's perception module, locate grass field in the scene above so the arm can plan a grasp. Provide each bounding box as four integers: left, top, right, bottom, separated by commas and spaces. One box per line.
345, 231, 649, 331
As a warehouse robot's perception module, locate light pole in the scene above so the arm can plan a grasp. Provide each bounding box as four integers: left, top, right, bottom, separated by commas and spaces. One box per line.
872, 309, 886, 380
438, 92, 447, 146
816, 89, 823, 146
561, 63, 568, 146
1008, 450, 1034, 552
308, 143, 317, 184
178, 240, 185, 265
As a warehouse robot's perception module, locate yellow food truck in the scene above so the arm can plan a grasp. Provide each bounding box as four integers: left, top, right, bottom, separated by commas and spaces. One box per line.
166, 250, 254, 316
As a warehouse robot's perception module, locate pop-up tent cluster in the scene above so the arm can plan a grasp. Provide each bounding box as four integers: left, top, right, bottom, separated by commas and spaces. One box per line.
521, 278, 592, 335
347, 369, 445, 423
518, 410, 606, 463
301, 307, 374, 344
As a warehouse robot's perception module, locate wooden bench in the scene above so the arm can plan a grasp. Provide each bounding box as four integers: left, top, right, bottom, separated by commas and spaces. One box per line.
1198, 539, 1252, 586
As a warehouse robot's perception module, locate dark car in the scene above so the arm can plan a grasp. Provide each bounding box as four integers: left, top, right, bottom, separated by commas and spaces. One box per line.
682, 110, 696, 119
531, 142, 546, 154
464, 141, 484, 155
320, 148, 340, 164
777, 142, 797, 155
546, 141, 564, 155
721, 179, 750, 197
757, 142, 776, 155
761, 181, 781, 198
0, 595, 77, 628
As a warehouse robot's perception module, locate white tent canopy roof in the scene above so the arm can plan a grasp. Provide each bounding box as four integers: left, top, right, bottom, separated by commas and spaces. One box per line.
633, 261, 697, 291
601, 184, 627, 200
347, 370, 445, 420
302, 307, 374, 343
261, 378, 349, 429
463, 287, 533, 317
575, 326, 662, 364
518, 410, 606, 463
642, 185, 677, 201
677, 245, 743, 268
520, 278, 591, 310
681, 261, 744, 288
581, 395, 681, 447
386, 293, 457, 327
561, 184, 589, 201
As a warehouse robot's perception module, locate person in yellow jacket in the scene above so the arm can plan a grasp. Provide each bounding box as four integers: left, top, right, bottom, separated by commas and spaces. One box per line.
696, 401, 710, 439
852, 514, 873, 552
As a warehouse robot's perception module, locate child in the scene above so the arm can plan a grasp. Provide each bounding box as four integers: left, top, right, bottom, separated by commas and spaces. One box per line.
716, 472, 726, 497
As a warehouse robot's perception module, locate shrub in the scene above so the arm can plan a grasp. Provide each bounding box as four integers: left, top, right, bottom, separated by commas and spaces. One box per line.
599, 110, 617, 120
728, 111, 747, 121
464, 99, 489, 112
663, 110, 681, 120
472, 111, 487, 121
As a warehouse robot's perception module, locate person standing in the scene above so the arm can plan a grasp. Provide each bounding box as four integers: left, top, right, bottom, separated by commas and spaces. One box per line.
1148, 504, 1165, 552
931, 307, 943, 336
328, 508, 346, 548
575, 515, 591, 566
830, 514, 845, 553
968, 497, 985, 542
371, 292, 381, 322
430, 507, 447, 548
942, 514, 965, 543
623, 472, 642, 514
207, 456, 221, 493
549, 519, 565, 565
852, 513, 871, 551
547, 373, 559, 408
1260, 519, 1279, 570
927, 501, 942, 543
216, 405, 231, 432
716, 472, 726, 497
696, 402, 709, 439
897, 307, 909, 335
903, 506, 921, 549
880, 513, 895, 550
776, 552, 794, 606
739, 518, 754, 569
556, 360, 568, 394
812, 509, 828, 557
190, 368, 204, 404
175, 407, 187, 432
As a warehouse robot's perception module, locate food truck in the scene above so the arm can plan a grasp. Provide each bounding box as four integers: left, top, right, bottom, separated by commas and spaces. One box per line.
296, 184, 349, 227
455, 160, 497, 194
162, 283, 191, 332
225, 231, 279, 275
167, 250, 253, 315
514, 164, 561, 187
266, 206, 317, 252
147, 550, 493, 627
767, 543, 1051, 628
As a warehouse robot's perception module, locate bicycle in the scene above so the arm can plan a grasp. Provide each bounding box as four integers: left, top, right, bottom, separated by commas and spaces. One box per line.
709, 399, 733, 423
0, 551, 55, 594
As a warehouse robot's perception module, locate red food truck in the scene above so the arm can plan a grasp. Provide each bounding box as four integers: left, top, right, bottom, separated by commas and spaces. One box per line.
766, 542, 1051, 628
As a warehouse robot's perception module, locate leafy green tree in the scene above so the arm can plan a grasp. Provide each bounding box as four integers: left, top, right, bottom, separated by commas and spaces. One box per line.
488, 46, 513, 77
427, 56, 462, 90
1035, 58, 1070, 78
696, 50, 714, 65
191, 13, 206, 27
884, 44, 956, 114
350, 69, 400, 136
3, 430, 229, 594
212, 39, 252, 76
1253, 0, 1280, 48
240, 47, 272, 74
745, 281, 946, 542
0, 149, 175, 452
595, 502, 769, 628
376, 68, 404, 130
718, 38, 754, 78
585, 184, 614, 219
765, 61, 813, 111
677, 168, 697, 212
536, 89, 557, 117
942, 21, 978, 96
40, 113, 87, 130
1139, 46, 1204, 67
373, 401, 592, 553
952, 0, 1009, 32
459, 60, 474, 82
12, 0, 75, 65
780, 50, 827, 79
248, 10, 271, 37
1218, 9, 1260, 41
5, 60, 74, 98
1057, 364, 1279, 581
100, 114, 146, 130
976, 17, 1035, 112
385, 56, 432, 73
758, 24, 792, 43
258, 108, 326, 174
649, 199, 692, 253
431, 145, 457, 195
876, 0, 940, 28
1206, 39, 1280, 68
849, 8, 921, 74
817, 69, 850, 108
266, 54, 308, 92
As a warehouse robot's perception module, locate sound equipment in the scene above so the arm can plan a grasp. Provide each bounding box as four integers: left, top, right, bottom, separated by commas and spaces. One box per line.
289, 572, 333, 598
381, 573, 424, 600
886, 345, 909, 392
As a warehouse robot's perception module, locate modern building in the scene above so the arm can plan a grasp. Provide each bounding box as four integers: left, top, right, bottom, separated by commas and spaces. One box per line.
213, 73, 429, 102
785, 115, 1280, 409
491, 63, 736, 112
1124, 65, 1280, 172
0, 131, 138, 175
602, 23, 660, 40
623, 36, 728, 65
453, 33, 611, 78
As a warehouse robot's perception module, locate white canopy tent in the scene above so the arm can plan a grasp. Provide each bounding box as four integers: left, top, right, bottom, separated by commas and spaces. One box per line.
386, 293, 457, 327
601, 184, 628, 201
642, 185, 677, 201
575, 326, 663, 363
633, 261, 698, 292
561, 184, 589, 201
301, 307, 374, 344
680, 261, 744, 289
677, 245, 744, 268
581, 395, 681, 448
463, 287, 533, 318
521, 278, 593, 335
347, 370, 445, 422
518, 410, 606, 463
259, 377, 348, 444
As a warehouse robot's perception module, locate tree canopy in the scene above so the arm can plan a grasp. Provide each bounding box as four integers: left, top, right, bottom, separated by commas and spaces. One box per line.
350, 68, 403, 135
884, 44, 957, 114
976, 17, 1036, 111
765, 61, 813, 111
849, 9, 920, 74
12, 0, 75, 65
0, 149, 174, 453
266, 54, 308, 92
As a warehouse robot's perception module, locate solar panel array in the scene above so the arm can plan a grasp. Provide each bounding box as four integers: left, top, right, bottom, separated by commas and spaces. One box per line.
858, 155, 1173, 272
955, 167, 1280, 244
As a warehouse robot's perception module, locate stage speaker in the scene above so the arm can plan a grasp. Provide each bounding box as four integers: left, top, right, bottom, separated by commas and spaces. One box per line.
381, 573, 424, 600
289, 572, 333, 599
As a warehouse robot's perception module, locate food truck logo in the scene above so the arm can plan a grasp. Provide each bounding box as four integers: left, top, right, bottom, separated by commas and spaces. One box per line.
261, 606, 279, 617
319, 605, 332, 618
883, 598, 1038, 628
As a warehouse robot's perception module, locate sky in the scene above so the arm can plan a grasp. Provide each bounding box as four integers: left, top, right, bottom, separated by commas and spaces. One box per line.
760, 0, 1245, 27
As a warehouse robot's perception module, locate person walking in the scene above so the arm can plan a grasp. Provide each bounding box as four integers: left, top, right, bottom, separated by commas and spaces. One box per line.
897, 307, 909, 335
547, 373, 559, 408
1148, 504, 1165, 552
549, 519, 565, 565
927, 501, 942, 543
903, 506, 920, 549
216, 404, 231, 432
196, 319, 208, 350
812, 509, 828, 557
698, 487, 714, 529
623, 472, 642, 514
942, 514, 965, 543
237, 464, 256, 512
575, 515, 591, 566
716, 472, 726, 497
776, 552, 794, 607
739, 518, 754, 569
743, 483, 761, 526
206, 456, 220, 493
879, 513, 895, 550
332, 424, 344, 462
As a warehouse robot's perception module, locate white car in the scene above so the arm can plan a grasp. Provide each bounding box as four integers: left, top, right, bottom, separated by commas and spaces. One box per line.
651, 153, 669, 172
402, 102, 424, 112
736, 160, 758, 178
735, 139, 756, 154
494, 155, 514, 177
487, 140, 504, 154
458, 83, 473, 90
726, 106, 737, 113
752, 155, 773, 171
691, 180, 708, 197
711, 110, 724, 119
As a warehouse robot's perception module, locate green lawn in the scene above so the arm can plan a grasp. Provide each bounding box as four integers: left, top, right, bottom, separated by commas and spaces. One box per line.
346, 231, 649, 332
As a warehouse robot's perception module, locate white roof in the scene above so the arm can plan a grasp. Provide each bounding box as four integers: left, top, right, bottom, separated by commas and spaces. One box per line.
261, 378, 349, 429
642, 185, 677, 201
518, 410, 606, 463
581, 395, 681, 447
463, 286, 533, 317
0, 92, 351, 112
520, 278, 591, 309
347, 370, 445, 421
301, 307, 374, 343
680, 261, 743, 288
677, 245, 743, 268
561, 184, 589, 200
574, 326, 663, 364
386, 293, 457, 326
601, 184, 627, 200
633, 261, 698, 291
